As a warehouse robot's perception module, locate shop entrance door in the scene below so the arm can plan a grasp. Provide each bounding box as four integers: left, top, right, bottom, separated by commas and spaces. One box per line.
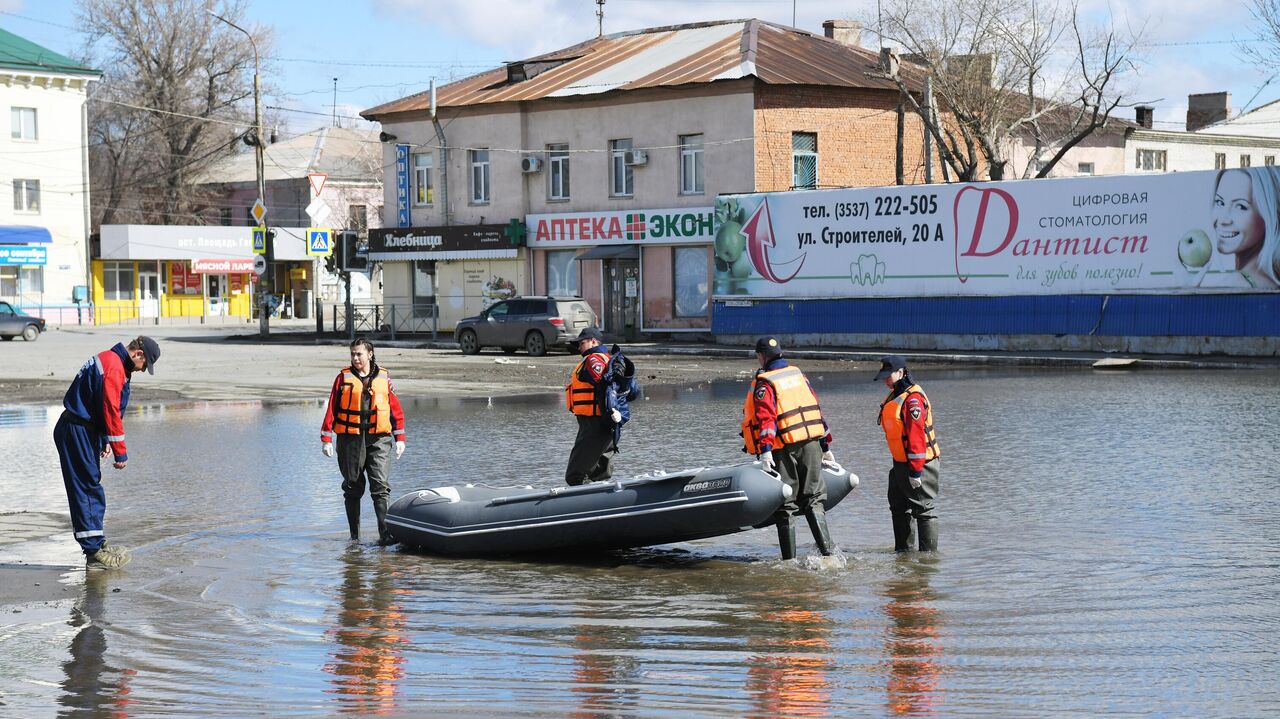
207, 274, 226, 316
602, 258, 639, 340
138, 271, 160, 318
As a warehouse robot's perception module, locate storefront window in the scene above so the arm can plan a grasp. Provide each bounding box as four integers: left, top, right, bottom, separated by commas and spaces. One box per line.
673, 246, 709, 317
413, 260, 435, 317
546, 250, 578, 297
21, 266, 43, 294
102, 261, 134, 301
0, 267, 16, 296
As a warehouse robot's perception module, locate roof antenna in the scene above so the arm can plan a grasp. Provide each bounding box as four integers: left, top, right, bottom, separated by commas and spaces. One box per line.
331, 77, 338, 127
596, 0, 606, 37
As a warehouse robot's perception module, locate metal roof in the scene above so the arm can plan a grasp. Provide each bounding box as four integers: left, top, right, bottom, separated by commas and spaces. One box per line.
196, 126, 381, 185
0, 27, 100, 77
363, 19, 918, 119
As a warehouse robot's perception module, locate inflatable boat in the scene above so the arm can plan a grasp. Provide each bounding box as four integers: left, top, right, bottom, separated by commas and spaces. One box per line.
385, 461, 859, 556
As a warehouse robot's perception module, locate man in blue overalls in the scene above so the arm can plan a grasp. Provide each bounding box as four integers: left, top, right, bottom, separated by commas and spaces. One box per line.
53, 336, 160, 569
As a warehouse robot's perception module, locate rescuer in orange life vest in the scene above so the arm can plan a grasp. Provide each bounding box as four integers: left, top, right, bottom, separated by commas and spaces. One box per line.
875, 355, 941, 552
321, 338, 407, 546
565, 326, 638, 486
742, 337, 837, 559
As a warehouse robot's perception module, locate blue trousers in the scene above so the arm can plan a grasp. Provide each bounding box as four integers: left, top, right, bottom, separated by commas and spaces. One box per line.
54, 413, 108, 554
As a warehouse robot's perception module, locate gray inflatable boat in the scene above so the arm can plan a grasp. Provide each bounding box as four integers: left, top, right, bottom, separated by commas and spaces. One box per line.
386, 461, 859, 556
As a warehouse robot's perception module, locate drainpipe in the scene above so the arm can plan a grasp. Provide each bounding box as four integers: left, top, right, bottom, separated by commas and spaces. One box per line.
81, 86, 93, 322
430, 80, 449, 227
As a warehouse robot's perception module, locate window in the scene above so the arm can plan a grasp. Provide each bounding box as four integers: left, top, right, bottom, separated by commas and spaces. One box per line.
1266, 156, 1276, 166
679, 134, 704, 194
10, 107, 36, 140
1240, 154, 1252, 168
1135, 149, 1166, 171
0, 269, 15, 297
1215, 153, 1227, 170
674, 246, 709, 317
547, 143, 570, 200
12, 179, 40, 213
1077, 162, 1094, 176
413, 152, 433, 206
348, 204, 368, 235
469, 148, 490, 204
219, 208, 233, 226
412, 260, 435, 317
610, 139, 634, 197
792, 132, 818, 189
546, 249, 579, 296
19, 266, 42, 294
102, 262, 134, 301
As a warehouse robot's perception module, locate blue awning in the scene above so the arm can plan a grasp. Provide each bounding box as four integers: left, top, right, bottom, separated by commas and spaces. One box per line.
0, 226, 52, 244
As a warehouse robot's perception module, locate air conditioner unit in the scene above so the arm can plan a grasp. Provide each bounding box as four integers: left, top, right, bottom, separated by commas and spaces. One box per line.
521, 156, 544, 173
624, 149, 648, 166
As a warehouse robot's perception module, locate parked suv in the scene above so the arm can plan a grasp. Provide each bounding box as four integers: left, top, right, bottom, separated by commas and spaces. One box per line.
455, 296, 596, 356
0, 301, 46, 341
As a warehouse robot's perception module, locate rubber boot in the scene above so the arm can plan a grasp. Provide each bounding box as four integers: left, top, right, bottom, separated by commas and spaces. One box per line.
916, 518, 938, 552
892, 513, 915, 552
803, 506, 835, 556
373, 495, 397, 547
344, 496, 361, 540
775, 515, 797, 560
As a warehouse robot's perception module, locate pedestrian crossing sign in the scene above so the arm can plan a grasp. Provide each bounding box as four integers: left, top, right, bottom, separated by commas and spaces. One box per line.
307, 227, 332, 256
252, 226, 266, 255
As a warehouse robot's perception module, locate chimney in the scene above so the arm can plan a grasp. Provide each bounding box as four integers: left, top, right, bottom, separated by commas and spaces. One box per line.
823, 20, 863, 47
1187, 92, 1230, 131
1135, 105, 1154, 129
947, 54, 996, 87
879, 47, 900, 78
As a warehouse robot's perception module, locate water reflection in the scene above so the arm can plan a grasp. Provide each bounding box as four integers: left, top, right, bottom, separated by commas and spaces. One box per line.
59, 572, 137, 719
568, 608, 643, 717
323, 549, 409, 715
883, 558, 945, 717
745, 590, 834, 718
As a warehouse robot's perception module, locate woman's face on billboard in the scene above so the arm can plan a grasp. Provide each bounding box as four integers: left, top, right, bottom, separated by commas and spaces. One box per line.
1212, 170, 1265, 257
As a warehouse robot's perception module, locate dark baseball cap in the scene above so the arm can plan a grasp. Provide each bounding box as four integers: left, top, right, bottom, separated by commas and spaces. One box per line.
575, 326, 604, 343
140, 336, 161, 374
874, 355, 906, 381
754, 337, 782, 359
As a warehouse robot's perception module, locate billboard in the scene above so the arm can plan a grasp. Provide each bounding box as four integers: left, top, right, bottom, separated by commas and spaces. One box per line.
714, 168, 1280, 298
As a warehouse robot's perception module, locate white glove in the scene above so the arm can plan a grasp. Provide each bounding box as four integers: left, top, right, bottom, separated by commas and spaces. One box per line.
395, 440, 405, 459
610, 408, 622, 424
909, 475, 923, 489
759, 452, 776, 471
821, 450, 835, 464
322, 442, 334, 458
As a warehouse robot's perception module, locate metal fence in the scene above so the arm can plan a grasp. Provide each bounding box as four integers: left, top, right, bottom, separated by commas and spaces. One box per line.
318, 302, 440, 340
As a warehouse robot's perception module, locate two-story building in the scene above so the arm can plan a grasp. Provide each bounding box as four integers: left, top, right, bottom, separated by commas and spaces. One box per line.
362, 18, 933, 337
0, 27, 100, 322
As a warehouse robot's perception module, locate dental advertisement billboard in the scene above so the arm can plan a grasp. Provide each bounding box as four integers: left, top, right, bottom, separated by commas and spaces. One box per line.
713, 168, 1280, 298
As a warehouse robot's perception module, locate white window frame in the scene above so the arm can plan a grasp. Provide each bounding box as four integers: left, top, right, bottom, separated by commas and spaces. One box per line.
1135, 149, 1166, 172
1214, 153, 1227, 170
1241, 154, 1252, 168
10, 107, 37, 141
469, 148, 490, 204
102, 262, 135, 301
679, 134, 704, 195
545, 249, 579, 296
413, 152, 433, 206
547, 143, 570, 201
610, 139, 633, 197
1076, 162, 1094, 176
791, 132, 818, 189
12, 179, 40, 213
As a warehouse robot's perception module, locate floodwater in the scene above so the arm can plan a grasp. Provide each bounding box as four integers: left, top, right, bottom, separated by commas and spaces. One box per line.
2, 367, 1279, 717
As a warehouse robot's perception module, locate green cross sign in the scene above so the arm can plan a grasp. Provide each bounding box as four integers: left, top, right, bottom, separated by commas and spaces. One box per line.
503, 218, 527, 246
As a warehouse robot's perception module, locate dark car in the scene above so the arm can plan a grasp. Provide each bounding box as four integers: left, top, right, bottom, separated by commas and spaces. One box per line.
455, 296, 597, 356
0, 301, 46, 341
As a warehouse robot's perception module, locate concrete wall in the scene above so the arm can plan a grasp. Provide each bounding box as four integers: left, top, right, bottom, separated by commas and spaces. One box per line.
0, 71, 94, 312
1004, 130, 1129, 179
1125, 129, 1280, 173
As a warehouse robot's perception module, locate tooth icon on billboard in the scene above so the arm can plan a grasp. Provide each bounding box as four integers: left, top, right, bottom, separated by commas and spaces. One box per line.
850, 254, 886, 286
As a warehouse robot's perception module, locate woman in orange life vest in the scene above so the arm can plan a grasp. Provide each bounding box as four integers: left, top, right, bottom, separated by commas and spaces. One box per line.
874, 355, 941, 552
742, 337, 837, 560
321, 338, 407, 546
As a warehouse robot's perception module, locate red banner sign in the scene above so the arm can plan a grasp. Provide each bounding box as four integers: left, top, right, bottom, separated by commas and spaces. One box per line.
191, 258, 254, 273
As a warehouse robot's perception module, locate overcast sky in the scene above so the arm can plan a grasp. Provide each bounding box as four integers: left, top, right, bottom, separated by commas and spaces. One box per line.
2, 0, 1275, 139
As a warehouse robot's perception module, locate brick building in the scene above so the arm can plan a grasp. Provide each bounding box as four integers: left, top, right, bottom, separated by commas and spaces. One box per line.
362, 18, 935, 339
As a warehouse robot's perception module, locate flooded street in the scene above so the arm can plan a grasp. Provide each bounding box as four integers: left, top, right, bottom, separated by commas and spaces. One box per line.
2, 367, 1279, 717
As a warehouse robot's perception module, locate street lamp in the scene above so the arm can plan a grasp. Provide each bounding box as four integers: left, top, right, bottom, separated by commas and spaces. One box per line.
207, 9, 270, 337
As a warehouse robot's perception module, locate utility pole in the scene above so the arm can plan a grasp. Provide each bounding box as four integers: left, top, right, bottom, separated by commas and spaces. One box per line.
332, 77, 338, 127
596, 0, 606, 37
209, 9, 270, 337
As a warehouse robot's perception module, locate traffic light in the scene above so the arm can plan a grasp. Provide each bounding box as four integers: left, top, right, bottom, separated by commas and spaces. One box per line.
339, 230, 368, 273
264, 229, 276, 263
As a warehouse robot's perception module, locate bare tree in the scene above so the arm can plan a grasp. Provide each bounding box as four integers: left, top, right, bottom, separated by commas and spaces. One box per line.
79, 0, 271, 227
873, 0, 1143, 181
1241, 0, 1280, 75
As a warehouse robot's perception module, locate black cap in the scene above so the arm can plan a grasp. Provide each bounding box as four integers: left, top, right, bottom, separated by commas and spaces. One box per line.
754, 337, 782, 359
140, 336, 161, 375
874, 354, 906, 381
575, 326, 603, 343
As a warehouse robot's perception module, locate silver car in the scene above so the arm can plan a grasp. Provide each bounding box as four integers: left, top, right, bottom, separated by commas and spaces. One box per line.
455, 296, 596, 356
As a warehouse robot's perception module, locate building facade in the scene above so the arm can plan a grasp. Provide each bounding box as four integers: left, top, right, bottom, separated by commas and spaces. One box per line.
0, 28, 99, 322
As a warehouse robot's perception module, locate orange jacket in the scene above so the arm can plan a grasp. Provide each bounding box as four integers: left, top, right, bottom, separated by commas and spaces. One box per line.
879, 384, 939, 470
742, 365, 827, 454
321, 366, 406, 441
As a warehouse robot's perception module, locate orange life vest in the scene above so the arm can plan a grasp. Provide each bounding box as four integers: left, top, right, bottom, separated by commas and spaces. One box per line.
879, 384, 940, 463
333, 367, 393, 435
741, 366, 826, 454
565, 356, 602, 416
